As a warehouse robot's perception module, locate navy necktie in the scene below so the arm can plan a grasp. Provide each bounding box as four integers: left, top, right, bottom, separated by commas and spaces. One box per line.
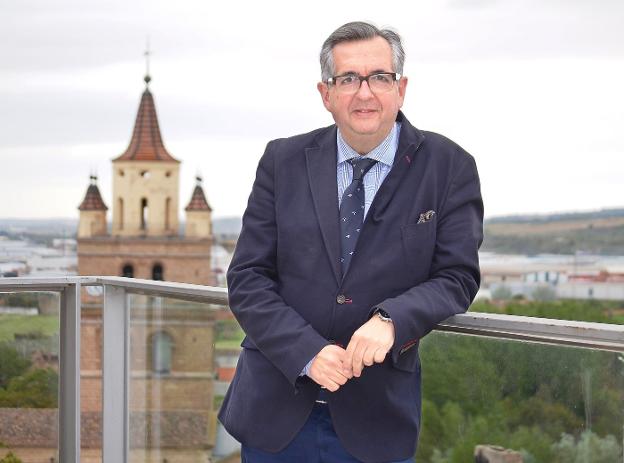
339, 157, 378, 276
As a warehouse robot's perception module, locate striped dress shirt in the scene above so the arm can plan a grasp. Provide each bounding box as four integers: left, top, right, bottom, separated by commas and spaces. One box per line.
336, 122, 401, 219
302, 121, 402, 377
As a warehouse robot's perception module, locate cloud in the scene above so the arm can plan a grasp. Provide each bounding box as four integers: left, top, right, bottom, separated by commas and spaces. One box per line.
1, 0, 623, 218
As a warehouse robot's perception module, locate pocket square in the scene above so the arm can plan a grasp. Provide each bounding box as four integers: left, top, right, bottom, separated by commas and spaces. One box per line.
417, 210, 436, 224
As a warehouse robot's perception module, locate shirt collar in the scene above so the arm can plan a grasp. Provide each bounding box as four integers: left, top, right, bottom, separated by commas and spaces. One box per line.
336, 122, 401, 167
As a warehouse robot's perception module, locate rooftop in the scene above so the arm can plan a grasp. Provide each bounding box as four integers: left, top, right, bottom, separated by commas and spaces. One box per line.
113, 78, 179, 164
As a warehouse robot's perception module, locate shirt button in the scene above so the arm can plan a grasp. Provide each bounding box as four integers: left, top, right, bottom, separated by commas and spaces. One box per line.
336, 294, 346, 305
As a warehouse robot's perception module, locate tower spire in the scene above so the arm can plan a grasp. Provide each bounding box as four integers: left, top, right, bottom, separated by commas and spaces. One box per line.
185, 173, 212, 212
113, 55, 180, 163
79, 174, 108, 211
144, 37, 151, 86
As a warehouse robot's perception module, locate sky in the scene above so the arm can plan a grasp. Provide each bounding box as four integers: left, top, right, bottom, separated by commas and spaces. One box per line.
1, 0, 623, 220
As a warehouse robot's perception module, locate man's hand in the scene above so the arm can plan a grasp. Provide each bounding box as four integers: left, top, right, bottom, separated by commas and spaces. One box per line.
308, 345, 351, 392
344, 316, 395, 378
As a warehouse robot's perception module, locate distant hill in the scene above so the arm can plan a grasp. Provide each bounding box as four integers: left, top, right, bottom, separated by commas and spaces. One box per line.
483, 207, 624, 255
3, 208, 623, 255
0, 218, 78, 237
0, 216, 243, 239
487, 207, 624, 224
213, 216, 242, 236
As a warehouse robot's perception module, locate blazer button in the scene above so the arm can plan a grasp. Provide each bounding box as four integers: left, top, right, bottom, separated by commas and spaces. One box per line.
336, 294, 346, 305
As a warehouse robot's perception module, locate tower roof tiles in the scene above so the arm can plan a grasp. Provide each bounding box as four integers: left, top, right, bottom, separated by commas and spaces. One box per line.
78, 176, 108, 211
113, 87, 180, 163
185, 177, 212, 212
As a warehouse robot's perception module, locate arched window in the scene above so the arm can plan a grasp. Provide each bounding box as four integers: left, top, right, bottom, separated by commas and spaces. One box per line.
118, 198, 124, 230
152, 332, 172, 375
165, 197, 171, 230
122, 264, 134, 278
152, 263, 164, 281
141, 198, 148, 230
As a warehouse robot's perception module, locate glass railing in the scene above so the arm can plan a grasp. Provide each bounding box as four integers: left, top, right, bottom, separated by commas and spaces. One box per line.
127, 294, 216, 462
0, 276, 622, 463
417, 332, 624, 462
0, 290, 60, 463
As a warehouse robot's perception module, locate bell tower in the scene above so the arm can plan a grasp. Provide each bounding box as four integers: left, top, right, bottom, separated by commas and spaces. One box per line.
111, 74, 180, 237
77, 69, 213, 285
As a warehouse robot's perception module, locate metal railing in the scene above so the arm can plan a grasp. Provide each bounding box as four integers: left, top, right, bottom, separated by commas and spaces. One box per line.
1, 275, 623, 462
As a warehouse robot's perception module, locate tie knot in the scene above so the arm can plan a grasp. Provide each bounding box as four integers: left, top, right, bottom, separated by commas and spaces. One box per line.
348, 157, 378, 181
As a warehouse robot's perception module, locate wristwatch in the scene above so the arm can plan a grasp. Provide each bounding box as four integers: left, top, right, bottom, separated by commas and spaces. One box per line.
373, 307, 393, 323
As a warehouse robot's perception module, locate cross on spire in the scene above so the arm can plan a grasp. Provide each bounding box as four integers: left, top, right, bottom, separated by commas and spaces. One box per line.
144, 37, 152, 86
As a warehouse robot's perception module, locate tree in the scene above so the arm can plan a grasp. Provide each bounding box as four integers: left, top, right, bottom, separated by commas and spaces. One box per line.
0, 442, 23, 463
491, 285, 513, 301
552, 431, 622, 463
531, 285, 556, 301
0, 368, 58, 408
0, 344, 31, 389
0, 452, 22, 463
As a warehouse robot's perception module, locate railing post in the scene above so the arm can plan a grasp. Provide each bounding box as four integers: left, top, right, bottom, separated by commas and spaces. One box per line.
103, 284, 129, 462
59, 282, 81, 462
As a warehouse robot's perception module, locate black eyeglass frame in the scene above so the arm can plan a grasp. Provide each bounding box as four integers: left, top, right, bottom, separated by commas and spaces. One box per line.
326, 72, 402, 88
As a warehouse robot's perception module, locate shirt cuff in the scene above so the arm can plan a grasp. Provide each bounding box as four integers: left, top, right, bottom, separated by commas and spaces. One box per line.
300, 357, 315, 377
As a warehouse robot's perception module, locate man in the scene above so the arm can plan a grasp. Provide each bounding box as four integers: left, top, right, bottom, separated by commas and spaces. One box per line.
219, 21, 483, 463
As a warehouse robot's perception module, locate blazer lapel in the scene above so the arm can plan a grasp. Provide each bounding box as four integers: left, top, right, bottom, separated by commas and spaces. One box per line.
368, 113, 425, 224
305, 127, 342, 285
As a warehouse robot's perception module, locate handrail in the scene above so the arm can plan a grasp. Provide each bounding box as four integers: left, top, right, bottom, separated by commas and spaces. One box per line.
1, 276, 623, 352
439, 312, 624, 353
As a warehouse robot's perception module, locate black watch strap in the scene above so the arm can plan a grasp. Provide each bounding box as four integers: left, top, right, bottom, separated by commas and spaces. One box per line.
373, 307, 392, 322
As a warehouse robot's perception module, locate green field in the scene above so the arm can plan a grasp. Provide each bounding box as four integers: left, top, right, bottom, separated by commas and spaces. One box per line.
0, 315, 59, 343
214, 318, 244, 350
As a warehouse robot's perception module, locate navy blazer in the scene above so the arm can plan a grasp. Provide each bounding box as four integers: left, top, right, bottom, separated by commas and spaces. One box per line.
219, 112, 483, 463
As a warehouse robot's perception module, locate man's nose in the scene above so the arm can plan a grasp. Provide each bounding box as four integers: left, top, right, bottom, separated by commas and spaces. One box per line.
355, 79, 374, 99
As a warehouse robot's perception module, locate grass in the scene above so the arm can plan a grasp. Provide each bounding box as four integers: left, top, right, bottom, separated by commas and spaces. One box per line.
214, 336, 244, 350
213, 395, 225, 410
0, 314, 59, 343
214, 319, 245, 350
470, 299, 624, 325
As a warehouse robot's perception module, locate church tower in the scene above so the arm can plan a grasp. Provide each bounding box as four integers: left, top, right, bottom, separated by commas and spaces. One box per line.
76, 72, 213, 285
75, 67, 218, 462
111, 76, 181, 237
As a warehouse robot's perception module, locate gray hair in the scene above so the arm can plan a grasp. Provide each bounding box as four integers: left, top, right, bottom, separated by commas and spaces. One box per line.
320, 21, 405, 82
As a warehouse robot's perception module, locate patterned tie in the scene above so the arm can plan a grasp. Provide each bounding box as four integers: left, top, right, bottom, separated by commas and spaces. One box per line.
339, 157, 378, 276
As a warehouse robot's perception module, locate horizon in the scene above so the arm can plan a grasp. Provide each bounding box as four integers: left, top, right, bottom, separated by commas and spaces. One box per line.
3, 204, 624, 223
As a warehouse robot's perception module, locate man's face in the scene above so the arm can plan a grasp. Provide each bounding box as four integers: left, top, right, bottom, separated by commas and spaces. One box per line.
318, 36, 407, 150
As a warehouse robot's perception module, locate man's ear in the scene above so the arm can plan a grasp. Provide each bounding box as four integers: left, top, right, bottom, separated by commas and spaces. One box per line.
397, 76, 408, 108
317, 82, 331, 111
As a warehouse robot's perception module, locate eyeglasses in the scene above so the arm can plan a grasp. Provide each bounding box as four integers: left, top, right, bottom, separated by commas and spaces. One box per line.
326, 72, 401, 94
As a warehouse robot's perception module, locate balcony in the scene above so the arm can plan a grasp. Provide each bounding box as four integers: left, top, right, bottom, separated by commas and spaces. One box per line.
0, 276, 623, 463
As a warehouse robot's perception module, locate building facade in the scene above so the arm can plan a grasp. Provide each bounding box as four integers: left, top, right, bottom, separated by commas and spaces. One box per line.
75, 75, 217, 462
77, 75, 213, 285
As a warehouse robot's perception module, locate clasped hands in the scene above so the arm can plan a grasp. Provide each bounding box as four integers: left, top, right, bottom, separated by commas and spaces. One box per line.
308, 315, 395, 392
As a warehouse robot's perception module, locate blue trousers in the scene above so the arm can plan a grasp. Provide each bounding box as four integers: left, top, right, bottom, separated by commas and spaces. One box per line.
241, 403, 414, 463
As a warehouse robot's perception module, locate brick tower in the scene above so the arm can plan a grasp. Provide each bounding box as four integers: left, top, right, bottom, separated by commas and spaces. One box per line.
75, 73, 217, 463
77, 73, 213, 284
